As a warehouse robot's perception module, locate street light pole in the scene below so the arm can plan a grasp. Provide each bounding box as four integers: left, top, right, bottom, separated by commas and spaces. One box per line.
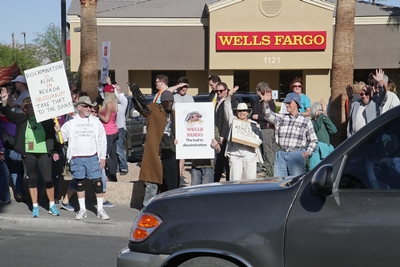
21, 32, 26, 48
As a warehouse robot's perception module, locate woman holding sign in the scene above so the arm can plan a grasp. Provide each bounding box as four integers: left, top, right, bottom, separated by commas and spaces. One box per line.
224, 86, 263, 181
0, 88, 60, 218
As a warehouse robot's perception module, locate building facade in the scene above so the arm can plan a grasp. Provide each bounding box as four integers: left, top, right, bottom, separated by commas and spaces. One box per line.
68, 0, 400, 103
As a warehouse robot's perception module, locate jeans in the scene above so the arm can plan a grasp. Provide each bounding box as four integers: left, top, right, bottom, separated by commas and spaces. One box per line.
5, 149, 24, 196
191, 167, 214, 185
0, 150, 10, 202
116, 128, 128, 172
106, 133, 119, 181
69, 155, 102, 179
143, 182, 158, 207
229, 153, 258, 181
274, 150, 306, 177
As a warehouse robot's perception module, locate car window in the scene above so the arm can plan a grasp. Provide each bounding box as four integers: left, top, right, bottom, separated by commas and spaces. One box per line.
340, 118, 400, 190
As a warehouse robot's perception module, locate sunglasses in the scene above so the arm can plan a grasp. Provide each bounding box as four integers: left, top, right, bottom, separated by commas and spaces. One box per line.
80, 104, 91, 108
237, 110, 248, 113
292, 85, 302, 88
215, 90, 225, 93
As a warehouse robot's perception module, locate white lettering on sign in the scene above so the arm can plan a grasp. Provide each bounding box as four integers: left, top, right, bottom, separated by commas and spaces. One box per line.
263, 57, 280, 64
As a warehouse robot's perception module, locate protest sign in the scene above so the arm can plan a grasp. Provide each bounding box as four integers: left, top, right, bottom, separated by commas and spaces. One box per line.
100, 41, 111, 84
25, 61, 74, 122
231, 118, 261, 148
175, 102, 214, 159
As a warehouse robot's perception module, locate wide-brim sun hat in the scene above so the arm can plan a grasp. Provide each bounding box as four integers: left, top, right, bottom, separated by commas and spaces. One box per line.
74, 96, 97, 107
233, 102, 252, 116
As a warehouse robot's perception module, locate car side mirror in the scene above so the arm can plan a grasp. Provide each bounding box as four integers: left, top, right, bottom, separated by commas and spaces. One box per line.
130, 109, 141, 118
311, 164, 334, 197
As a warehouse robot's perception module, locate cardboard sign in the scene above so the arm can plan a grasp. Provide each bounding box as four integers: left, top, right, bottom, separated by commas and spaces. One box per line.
272, 90, 278, 100
231, 118, 261, 148
175, 102, 215, 159
25, 61, 74, 122
100, 41, 111, 84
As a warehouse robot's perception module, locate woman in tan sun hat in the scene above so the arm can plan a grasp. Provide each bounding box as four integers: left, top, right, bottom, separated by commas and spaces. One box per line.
223, 86, 263, 181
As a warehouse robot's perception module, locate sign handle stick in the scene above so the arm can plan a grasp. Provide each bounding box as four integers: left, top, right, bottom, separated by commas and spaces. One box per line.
54, 117, 63, 144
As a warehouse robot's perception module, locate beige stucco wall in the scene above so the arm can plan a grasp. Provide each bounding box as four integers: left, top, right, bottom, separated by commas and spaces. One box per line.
303, 69, 331, 104
208, 0, 334, 70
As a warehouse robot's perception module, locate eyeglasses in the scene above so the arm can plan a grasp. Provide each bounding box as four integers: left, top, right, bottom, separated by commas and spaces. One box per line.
292, 85, 302, 88
215, 90, 225, 93
80, 104, 91, 108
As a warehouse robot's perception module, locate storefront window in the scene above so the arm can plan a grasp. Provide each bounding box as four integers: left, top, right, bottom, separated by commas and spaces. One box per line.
234, 70, 249, 92
279, 70, 302, 101
151, 70, 186, 93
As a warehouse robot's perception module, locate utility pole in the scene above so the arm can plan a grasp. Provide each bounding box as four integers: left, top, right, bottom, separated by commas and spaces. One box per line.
21, 32, 26, 48
12, 32, 15, 60
61, 0, 67, 68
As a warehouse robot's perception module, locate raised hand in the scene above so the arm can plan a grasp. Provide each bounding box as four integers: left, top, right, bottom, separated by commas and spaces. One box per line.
229, 86, 239, 96
373, 68, 385, 87
345, 85, 353, 99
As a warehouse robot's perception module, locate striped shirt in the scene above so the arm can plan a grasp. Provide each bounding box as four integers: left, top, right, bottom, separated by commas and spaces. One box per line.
264, 105, 318, 154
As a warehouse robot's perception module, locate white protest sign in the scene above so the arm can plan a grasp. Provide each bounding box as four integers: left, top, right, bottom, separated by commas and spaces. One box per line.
175, 102, 215, 159
25, 61, 74, 122
231, 118, 261, 148
100, 41, 111, 84
272, 90, 278, 100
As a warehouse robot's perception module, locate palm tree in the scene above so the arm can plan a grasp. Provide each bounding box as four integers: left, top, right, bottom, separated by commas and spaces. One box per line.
80, 0, 98, 101
330, 0, 356, 146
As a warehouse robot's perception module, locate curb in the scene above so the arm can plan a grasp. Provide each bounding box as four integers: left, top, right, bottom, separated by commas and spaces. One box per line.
0, 204, 139, 237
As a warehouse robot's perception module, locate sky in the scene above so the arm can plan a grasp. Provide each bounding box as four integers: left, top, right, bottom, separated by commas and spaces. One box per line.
1, 0, 399, 45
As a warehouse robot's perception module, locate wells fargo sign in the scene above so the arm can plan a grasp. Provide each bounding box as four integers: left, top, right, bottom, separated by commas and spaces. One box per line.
216, 31, 326, 51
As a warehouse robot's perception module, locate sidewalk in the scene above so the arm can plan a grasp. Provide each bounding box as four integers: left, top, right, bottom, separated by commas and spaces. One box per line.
0, 200, 140, 237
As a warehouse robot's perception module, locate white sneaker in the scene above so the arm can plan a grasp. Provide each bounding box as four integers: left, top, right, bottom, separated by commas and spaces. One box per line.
97, 208, 110, 220
75, 209, 87, 220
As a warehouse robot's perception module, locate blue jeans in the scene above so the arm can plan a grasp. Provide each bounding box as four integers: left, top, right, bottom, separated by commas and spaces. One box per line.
191, 167, 214, 185
5, 149, 24, 196
274, 150, 306, 177
69, 155, 102, 179
0, 150, 10, 202
116, 128, 128, 172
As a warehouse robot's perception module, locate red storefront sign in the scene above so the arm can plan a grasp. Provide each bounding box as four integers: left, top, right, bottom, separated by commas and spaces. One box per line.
216, 31, 326, 51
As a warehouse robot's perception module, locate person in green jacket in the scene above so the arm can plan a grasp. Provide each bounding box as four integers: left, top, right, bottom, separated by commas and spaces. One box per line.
309, 100, 337, 170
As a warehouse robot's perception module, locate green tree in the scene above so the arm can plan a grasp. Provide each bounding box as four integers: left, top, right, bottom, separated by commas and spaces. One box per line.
33, 23, 80, 85
33, 23, 62, 63
0, 43, 41, 71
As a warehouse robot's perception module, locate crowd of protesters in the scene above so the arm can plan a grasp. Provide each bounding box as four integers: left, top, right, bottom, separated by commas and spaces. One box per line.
0, 67, 399, 213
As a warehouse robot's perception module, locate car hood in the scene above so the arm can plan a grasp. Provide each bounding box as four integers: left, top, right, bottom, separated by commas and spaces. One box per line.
150, 175, 301, 202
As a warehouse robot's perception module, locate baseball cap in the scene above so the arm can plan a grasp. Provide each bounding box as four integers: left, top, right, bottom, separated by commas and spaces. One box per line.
11, 75, 27, 84
283, 92, 302, 109
161, 90, 174, 102
103, 85, 115, 93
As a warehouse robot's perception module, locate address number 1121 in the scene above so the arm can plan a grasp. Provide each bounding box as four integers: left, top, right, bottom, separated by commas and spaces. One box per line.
263, 57, 280, 64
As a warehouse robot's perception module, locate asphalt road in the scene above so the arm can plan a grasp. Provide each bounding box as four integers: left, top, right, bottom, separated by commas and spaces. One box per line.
0, 228, 127, 267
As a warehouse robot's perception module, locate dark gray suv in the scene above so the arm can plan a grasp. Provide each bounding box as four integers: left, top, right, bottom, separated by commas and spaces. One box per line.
124, 95, 153, 156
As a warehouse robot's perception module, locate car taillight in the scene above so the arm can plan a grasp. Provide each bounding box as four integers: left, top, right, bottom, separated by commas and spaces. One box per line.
131, 213, 162, 242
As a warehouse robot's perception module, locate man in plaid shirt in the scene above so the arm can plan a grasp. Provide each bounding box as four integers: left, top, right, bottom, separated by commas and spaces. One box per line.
264, 92, 318, 176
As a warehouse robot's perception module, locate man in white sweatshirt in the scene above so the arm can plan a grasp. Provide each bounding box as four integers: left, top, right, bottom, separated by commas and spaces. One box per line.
55, 96, 109, 220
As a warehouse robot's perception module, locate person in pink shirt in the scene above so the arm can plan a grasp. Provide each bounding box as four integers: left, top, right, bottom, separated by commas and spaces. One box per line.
99, 85, 119, 182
